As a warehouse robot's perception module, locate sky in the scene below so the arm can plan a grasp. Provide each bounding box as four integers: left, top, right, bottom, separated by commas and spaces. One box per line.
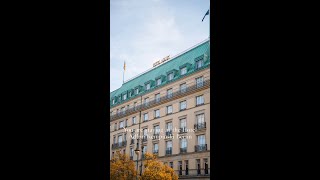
110, 0, 210, 92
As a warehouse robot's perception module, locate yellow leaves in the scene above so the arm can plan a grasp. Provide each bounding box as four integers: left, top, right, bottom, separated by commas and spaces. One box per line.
110, 151, 137, 180
141, 153, 178, 180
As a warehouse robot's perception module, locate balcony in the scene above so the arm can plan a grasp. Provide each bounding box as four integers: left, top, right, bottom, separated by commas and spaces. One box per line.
152, 133, 160, 140
110, 79, 210, 121
153, 150, 159, 155
111, 141, 127, 150
179, 127, 187, 134
180, 147, 187, 153
142, 136, 148, 142
194, 122, 206, 131
165, 131, 173, 137
165, 148, 172, 155
195, 144, 207, 152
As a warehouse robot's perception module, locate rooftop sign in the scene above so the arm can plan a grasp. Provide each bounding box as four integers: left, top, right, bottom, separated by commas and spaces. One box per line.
153, 55, 170, 67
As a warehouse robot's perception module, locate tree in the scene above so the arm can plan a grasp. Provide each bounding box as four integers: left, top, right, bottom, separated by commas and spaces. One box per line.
110, 151, 137, 180
141, 153, 178, 180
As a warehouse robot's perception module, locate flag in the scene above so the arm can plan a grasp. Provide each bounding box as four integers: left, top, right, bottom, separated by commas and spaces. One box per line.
123, 61, 126, 71
202, 9, 210, 22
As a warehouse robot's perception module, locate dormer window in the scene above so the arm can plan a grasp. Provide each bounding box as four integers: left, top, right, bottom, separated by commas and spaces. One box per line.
135, 88, 139, 94
123, 94, 127, 100
168, 72, 174, 81
156, 78, 161, 86
112, 99, 115, 104
146, 83, 150, 90
181, 67, 187, 75
196, 59, 204, 69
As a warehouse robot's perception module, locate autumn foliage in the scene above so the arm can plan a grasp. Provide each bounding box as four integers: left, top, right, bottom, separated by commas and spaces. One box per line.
141, 153, 178, 180
110, 151, 137, 180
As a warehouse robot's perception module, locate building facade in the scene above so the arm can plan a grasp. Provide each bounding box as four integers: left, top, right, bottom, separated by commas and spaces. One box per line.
110, 39, 210, 179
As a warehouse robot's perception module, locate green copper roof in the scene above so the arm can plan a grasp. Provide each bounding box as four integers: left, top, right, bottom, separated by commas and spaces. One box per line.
110, 39, 210, 106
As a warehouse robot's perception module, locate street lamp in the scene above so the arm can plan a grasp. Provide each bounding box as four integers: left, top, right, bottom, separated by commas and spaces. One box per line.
134, 147, 140, 180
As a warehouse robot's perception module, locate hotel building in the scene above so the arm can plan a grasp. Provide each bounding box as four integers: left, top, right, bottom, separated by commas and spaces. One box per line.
110, 38, 210, 179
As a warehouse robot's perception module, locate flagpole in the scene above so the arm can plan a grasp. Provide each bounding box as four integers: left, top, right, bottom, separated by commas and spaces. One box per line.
123, 70, 124, 84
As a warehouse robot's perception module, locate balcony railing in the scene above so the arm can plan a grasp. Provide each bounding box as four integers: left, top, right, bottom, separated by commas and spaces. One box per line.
111, 141, 127, 150
165, 131, 173, 137
153, 133, 160, 140
179, 127, 187, 133
165, 148, 172, 155
194, 122, 206, 131
153, 150, 159, 154
110, 79, 210, 121
180, 147, 187, 153
142, 136, 148, 142
195, 144, 207, 152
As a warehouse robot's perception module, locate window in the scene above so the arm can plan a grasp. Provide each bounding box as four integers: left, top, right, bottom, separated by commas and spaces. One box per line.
197, 114, 205, 124
130, 147, 134, 157
123, 149, 126, 154
166, 141, 172, 155
196, 95, 204, 105
146, 83, 150, 90
156, 78, 161, 86
123, 94, 127, 100
181, 67, 187, 75
180, 83, 187, 93
135, 88, 139, 94
169, 162, 173, 169
155, 93, 160, 102
196, 159, 201, 175
168, 72, 174, 81
154, 109, 160, 118
167, 88, 173, 98
204, 159, 209, 174
166, 122, 172, 136
121, 107, 125, 114
153, 143, 159, 154
114, 123, 117, 131
116, 109, 119, 115
118, 135, 122, 143
185, 160, 189, 175
119, 121, 124, 129
144, 97, 149, 106
113, 136, 116, 144
110, 111, 113, 116
125, 119, 128, 127
181, 138, 187, 150
180, 118, 186, 132
197, 135, 206, 145
180, 100, 187, 110
142, 146, 147, 154
127, 105, 130, 110
134, 102, 137, 110
154, 125, 160, 135
196, 59, 204, 69
143, 128, 148, 141
178, 161, 183, 175
166, 105, 173, 114
196, 76, 204, 88
112, 152, 114, 158
144, 113, 148, 121
132, 116, 136, 124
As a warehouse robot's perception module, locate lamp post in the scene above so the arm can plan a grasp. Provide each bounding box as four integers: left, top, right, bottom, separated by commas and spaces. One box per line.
140, 144, 144, 176
134, 147, 140, 180
134, 95, 143, 180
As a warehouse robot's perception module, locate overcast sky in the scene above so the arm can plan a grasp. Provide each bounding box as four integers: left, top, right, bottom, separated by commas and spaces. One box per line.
110, 0, 210, 92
